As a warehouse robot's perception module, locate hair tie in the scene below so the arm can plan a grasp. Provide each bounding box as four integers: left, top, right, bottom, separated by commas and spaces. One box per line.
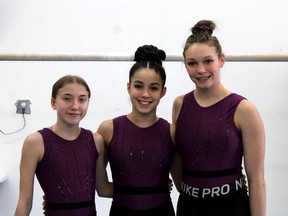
195, 25, 213, 35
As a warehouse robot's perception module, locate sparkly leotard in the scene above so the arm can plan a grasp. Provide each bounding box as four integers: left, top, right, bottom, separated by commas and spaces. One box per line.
108, 115, 175, 210
36, 128, 98, 216
175, 91, 246, 188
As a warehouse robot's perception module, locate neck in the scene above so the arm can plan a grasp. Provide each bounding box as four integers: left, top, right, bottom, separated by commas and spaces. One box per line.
127, 112, 158, 128
51, 123, 81, 140
194, 85, 231, 107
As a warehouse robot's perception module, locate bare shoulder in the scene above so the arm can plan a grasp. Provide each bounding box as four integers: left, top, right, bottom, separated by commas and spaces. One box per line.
173, 95, 184, 107
97, 119, 113, 145
97, 119, 113, 132
23, 132, 43, 149
235, 99, 263, 129
22, 131, 44, 161
236, 99, 260, 118
93, 132, 105, 154
172, 95, 185, 124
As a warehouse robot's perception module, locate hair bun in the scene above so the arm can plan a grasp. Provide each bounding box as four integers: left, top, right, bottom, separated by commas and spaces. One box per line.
193, 25, 213, 35
134, 45, 166, 64
191, 20, 215, 35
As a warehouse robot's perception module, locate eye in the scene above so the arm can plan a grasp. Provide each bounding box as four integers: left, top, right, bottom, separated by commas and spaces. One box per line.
186, 61, 196, 66
150, 86, 159, 91
204, 59, 214, 64
63, 97, 72, 102
133, 84, 143, 90
78, 97, 87, 103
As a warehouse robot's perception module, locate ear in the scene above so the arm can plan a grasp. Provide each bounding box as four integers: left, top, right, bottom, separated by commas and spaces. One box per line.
219, 54, 225, 68
51, 97, 56, 110
127, 82, 131, 94
161, 86, 167, 98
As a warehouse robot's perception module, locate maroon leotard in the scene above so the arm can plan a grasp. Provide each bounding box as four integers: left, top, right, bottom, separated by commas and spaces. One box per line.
175, 91, 246, 188
108, 115, 175, 210
36, 128, 98, 216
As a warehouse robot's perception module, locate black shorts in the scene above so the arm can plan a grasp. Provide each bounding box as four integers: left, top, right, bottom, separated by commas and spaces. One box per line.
109, 199, 175, 216
177, 189, 250, 216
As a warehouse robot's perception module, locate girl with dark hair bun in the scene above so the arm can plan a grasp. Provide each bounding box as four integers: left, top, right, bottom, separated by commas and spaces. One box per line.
173, 20, 266, 216
97, 45, 180, 216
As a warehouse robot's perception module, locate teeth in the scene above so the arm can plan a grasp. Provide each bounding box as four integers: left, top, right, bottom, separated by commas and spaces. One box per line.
197, 76, 209, 80
140, 101, 150, 105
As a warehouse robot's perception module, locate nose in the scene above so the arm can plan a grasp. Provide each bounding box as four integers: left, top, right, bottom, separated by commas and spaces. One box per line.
196, 63, 206, 73
141, 87, 150, 98
70, 99, 80, 109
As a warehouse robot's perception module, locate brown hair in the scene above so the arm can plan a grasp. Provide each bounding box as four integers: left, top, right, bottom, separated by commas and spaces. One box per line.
52, 75, 91, 99
183, 20, 223, 58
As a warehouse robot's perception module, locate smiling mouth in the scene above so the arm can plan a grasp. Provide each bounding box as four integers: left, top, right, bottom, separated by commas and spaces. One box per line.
196, 75, 211, 80
138, 100, 152, 105
68, 113, 80, 116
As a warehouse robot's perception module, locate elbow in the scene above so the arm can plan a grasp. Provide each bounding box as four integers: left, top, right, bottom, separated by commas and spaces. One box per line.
96, 183, 113, 198
14, 201, 32, 216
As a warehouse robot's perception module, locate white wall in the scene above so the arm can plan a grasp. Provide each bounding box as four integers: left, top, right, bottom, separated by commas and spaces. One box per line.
0, 0, 288, 215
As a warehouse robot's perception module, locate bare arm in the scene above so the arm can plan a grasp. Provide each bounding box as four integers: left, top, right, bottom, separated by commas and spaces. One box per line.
235, 100, 266, 216
94, 132, 113, 198
170, 97, 184, 192
95, 120, 114, 198
169, 124, 182, 192
172, 95, 184, 125
14, 133, 44, 216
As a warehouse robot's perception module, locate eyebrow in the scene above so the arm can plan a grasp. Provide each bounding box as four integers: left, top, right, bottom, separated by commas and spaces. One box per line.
186, 55, 214, 61
133, 80, 161, 86
62, 93, 88, 97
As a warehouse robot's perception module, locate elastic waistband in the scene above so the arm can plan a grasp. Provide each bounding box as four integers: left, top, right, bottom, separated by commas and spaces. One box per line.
47, 199, 95, 210
183, 167, 240, 178
180, 177, 245, 199
114, 186, 169, 195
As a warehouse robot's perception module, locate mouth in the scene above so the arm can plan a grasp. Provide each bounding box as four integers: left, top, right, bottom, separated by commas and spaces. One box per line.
195, 75, 211, 81
138, 100, 152, 105
67, 113, 81, 116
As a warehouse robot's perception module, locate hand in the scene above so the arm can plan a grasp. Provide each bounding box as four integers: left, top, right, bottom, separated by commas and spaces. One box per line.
242, 174, 249, 192
168, 178, 174, 192
42, 194, 47, 213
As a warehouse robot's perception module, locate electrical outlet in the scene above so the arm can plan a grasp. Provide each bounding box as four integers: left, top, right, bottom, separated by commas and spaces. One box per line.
15, 100, 31, 114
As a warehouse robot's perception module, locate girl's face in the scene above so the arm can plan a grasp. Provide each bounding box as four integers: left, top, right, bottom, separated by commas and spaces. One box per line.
184, 43, 225, 89
127, 68, 166, 116
51, 83, 89, 126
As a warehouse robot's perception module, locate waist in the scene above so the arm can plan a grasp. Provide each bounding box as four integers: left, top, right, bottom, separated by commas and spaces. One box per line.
180, 177, 245, 199
47, 199, 95, 210
183, 166, 241, 178
114, 185, 169, 195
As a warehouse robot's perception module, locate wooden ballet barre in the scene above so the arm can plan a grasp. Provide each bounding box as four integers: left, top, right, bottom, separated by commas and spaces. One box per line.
0, 53, 288, 62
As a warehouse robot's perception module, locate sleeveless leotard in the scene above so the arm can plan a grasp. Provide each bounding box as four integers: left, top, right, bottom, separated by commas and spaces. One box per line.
108, 115, 175, 210
176, 91, 246, 188
36, 128, 98, 216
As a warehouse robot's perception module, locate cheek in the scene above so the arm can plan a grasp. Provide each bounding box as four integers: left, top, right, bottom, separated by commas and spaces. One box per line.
152, 92, 164, 101
185, 66, 195, 75
81, 103, 89, 110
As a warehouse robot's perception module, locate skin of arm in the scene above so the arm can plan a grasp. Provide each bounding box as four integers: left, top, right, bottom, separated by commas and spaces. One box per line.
95, 120, 114, 198
169, 123, 182, 192
172, 95, 184, 125
235, 100, 266, 216
14, 132, 44, 216
94, 132, 113, 198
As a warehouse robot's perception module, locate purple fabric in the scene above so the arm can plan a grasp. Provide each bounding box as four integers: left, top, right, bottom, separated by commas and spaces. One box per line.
176, 91, 246, 188
36, 128, 98, 216
108, 115, 175, 209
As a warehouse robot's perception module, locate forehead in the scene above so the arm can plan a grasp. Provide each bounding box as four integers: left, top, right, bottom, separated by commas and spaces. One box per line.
58, 83, 89, 96
185, 43, 218, 58
132, 68, 161, 82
